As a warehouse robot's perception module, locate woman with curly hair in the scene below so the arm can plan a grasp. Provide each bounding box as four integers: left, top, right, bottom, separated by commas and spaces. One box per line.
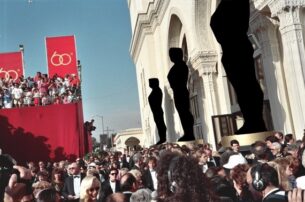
51, 168, 65, 194
156, 151, 210, 202
230, 164, 255, 202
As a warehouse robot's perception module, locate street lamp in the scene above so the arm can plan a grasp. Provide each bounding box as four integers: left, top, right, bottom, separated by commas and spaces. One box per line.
77, 60, 82, 83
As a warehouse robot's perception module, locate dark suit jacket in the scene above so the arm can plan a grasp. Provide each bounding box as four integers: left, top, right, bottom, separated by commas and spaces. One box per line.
209, 156, 221, 167
62, 173, 85, 200
142, 169, 155, 191
199, 162, 215, 172
123, 192, 132, 202
118, 160, 129, 169
98, 180, 121, 202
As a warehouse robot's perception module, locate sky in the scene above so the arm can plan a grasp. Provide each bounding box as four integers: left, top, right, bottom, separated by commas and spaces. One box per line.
0, 0, 141, 139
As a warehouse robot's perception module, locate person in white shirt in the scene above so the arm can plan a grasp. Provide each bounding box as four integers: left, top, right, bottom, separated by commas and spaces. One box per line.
11, 84, 23, 107
143, 157, 158, 191
62, 162, 85, 201
99, 168, 121, 202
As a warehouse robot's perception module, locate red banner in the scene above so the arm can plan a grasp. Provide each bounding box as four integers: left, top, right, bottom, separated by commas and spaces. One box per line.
0, 52, 24, 81
46, 35, 78, 78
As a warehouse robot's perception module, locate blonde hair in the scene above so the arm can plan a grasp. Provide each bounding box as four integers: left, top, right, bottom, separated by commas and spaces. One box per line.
80, 176, 101, 201
129, 169, 142, 181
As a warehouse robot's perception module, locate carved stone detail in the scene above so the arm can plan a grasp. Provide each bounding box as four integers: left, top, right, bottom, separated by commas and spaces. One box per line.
268, 0, 305, 18
190, 51, 218, 75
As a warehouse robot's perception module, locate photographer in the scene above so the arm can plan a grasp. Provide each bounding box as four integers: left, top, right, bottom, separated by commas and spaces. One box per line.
0, 154, 33, 201
84, 119, 96, 137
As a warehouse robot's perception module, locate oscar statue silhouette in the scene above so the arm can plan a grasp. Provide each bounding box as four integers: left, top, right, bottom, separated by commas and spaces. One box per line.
167, 48, 195, 141
210, 0, 267, 134
148, 78, 167, 145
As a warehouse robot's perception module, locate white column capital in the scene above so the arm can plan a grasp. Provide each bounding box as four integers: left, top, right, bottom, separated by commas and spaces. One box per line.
189, 51, 218, 76
268, 0, 305, 19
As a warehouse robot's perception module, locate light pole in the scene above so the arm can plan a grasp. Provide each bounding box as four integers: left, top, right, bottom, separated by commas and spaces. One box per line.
92, 115, 104, 135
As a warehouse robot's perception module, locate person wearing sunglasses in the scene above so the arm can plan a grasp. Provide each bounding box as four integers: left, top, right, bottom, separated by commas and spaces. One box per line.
98, 168, 121, 202
80, 176, 101, 202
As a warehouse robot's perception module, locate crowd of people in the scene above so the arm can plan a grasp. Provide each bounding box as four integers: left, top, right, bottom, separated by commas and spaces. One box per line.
1, 131, 305, 202
0, 72, 81, 109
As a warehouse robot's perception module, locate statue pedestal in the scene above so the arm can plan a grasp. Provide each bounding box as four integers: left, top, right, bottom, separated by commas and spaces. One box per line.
220, 131, 274, 148
176, 139, 204, 147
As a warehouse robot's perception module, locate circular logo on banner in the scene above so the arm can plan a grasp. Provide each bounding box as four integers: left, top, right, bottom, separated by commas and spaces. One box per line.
50, 51, 72, 66
0, 67, 19, 80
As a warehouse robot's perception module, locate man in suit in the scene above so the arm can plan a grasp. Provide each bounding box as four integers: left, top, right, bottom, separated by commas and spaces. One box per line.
98, 168, 121, 202
131, 153, 142, 171
197, 150, 215, 173
120, 173, 138, 201
118, 154, 129, 169
142, 156, 158, 191
203, 144, 220, 167
62, 162, 85, 201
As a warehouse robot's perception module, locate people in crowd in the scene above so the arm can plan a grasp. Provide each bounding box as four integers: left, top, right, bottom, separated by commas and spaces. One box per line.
51, 168, 65, 195
142, 156, 158, 191
156, 151, 209, 202
36, 188, 61, 202
250, 163, 288, 202
271, 142, 283, 159
2, 132, 305, 202
80, 176, 101, 202
99, 167, 121, 202
62, 162, 85, 201
0, 72, 81, 109
130, 188, 152, 202
230, 164, 255, 202
120, 172, 138, 201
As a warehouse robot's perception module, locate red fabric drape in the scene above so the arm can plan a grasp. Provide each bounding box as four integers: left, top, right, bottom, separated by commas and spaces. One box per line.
0, 102, 85, 164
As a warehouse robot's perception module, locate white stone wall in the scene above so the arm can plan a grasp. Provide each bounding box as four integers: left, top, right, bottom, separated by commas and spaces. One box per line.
129, 0, 305, 146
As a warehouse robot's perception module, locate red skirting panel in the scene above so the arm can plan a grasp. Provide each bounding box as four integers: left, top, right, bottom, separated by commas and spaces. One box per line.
0, 102, 86, 164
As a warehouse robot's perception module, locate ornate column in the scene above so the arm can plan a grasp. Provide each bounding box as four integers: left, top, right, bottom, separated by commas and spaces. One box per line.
269, 0, 305, 137
250, 14, 294, 133
190, 51, 218, 145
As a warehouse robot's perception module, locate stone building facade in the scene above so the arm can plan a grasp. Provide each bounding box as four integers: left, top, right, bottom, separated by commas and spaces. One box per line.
128, 0, 305, 148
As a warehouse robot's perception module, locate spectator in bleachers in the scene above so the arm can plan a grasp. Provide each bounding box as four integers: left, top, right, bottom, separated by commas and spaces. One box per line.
23, 87, 33, 107
0, 72, 81, 109
3, 88, 12, 108
11, 83, 23, 108
33, 87, 41, 106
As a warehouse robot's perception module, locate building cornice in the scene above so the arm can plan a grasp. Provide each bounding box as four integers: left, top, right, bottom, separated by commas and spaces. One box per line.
129, 0, 170, 62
